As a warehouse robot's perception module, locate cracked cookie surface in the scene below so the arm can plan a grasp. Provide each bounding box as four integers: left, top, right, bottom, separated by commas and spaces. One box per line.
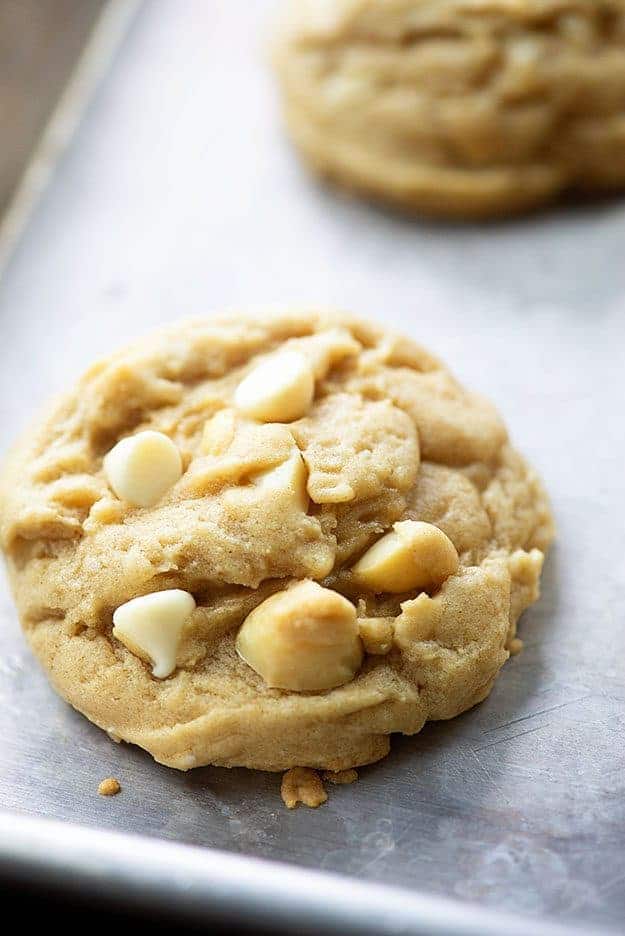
0, 311, 554, 771
274, 0, 625, 218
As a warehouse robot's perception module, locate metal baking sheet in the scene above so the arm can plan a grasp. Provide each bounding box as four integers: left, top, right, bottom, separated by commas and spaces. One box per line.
0, 0, 106, 217
1, 1, 624, 933
0, 0, 141, 273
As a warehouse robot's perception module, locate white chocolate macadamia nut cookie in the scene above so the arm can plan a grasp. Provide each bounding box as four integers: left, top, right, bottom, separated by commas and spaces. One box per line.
0, 311, 553, 773
274, 0, 625, 218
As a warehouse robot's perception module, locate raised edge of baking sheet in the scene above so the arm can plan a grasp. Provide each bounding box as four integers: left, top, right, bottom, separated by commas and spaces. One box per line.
0, 813, 605, 936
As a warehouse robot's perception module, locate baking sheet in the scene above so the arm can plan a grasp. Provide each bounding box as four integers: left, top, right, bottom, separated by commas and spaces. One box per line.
0, 0, 105, 216
1, 1, 624, 933
0, 813, 584, 936
0, 0, 141, 273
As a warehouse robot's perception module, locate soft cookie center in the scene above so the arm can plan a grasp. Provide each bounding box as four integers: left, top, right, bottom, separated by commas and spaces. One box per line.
105, 343, 457, 688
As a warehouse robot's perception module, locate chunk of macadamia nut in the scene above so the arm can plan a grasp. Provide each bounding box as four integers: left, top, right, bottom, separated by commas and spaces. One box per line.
251, 449, 309, 511
352, 521, 459, 594
112, 589, 196, 678
199, 408, 236, 456
236, 580, 363, 691
104, 430, 182, 507
234, 350, 315, 422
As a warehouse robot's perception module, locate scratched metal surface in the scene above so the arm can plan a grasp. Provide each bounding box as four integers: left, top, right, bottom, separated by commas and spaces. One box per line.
0, 1, 624, 933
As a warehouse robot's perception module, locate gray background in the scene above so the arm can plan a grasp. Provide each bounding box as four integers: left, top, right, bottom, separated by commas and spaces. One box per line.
1, 2, 624, 932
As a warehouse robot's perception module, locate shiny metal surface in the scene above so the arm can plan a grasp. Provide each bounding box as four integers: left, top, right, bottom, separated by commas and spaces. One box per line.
1, 813, 588, 936
0, 0, 141, 273
0, 0, 105, 215
0, 1, 624, 933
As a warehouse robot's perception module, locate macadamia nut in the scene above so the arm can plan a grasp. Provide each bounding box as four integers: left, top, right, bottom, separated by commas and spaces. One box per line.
236, 580, 363, 691
199, 408, 237, 456
112, 589, 196, 678
352, 520, 459, 594
234, 350, 315, 422
251, 449, 309, 511
104, 430, 182, 507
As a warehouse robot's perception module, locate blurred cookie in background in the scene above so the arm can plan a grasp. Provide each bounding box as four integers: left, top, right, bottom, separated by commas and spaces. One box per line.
274, 0, 625, 219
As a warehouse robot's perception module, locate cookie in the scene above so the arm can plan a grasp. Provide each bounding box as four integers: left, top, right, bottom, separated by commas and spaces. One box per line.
0, 311, 554, 772
274, 0, 625, 218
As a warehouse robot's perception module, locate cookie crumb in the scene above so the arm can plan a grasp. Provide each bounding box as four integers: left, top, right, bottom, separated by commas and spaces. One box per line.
281, 767, 327, 809
98, 777, 121, 796
509, 637, 524, 656
323, 768, 358, 785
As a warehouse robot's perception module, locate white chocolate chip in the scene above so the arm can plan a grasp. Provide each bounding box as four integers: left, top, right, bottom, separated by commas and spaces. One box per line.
352, 520, 459, 594
104, 430, 182, 507
234, 351, 315, 423
251, 449, 309, 511
112, 589, 196, 678
236, 580, 363, 691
